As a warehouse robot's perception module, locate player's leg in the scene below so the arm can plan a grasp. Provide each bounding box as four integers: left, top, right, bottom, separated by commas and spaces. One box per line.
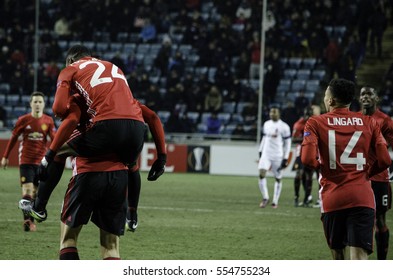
302, 167, 314, 207
126, 165, 141, 232
257, 157, 270, 208
293, 157, 302, 207
346, 207, 374, 260
33, 156, 67, 216
19, 165, 38, 231
100, 229, 121, 260
271, 159, 283, 208
372, 181, 391, 260
59, 222, 82, 260
90, 170, 128, 259
321, 210, 347, 260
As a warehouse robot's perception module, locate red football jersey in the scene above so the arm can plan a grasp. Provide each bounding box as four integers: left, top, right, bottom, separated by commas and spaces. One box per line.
71, 154, 127, 176
302, 108, 386, 212
2, 113, 56, 165
368, 109, 393, 182
52, 57, 143, 123
292, 117, 306, 157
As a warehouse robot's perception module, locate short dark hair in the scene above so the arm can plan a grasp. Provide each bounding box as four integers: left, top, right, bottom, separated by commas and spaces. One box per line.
328, 78, 355, 105
66, 44, 92, 63
30, 91, 45, 102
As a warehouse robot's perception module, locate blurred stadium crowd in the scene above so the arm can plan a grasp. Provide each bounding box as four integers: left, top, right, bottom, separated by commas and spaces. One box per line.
0, 0, 392, 141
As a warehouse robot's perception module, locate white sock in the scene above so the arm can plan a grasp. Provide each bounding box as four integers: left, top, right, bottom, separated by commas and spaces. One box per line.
258, 178, 269, 200
272, 181, 282, 205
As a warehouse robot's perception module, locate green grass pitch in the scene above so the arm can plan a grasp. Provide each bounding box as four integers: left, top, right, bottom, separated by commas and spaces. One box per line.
1, 167, 392, 260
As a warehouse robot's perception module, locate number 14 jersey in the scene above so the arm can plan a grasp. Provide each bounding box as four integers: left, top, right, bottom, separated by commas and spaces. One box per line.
302, 108, 386, 212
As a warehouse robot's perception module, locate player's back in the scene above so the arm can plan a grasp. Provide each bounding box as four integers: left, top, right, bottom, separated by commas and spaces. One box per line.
66, 57, 143, 123
307, 108, 381, 211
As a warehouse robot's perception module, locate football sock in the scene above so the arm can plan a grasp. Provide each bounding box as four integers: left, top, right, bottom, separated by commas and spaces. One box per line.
272, 181, 282, 205
258, 178, 269, 200
35, 160, 65, 212
59, 247, 80, 260
294, 177, 300, 198
128, 169, 141, 209
303, 178, 312, 203
375, 228, 389, 260
22, 194, 33, 220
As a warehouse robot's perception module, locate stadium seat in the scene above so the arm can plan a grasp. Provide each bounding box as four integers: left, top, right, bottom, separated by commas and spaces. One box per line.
123, 43, 137, 53
231, 113, 244, 124
96, 42, 109, 52
186, 111, 200, 124
236, 102, 252, 114
197, 123, 207, 133
157, 111, 171, 124
201, 112, 212, 124
20, 95, 31, 106
6, 94, 21, 106
136, 44, 151, 55
116, 32, 129, 42
311, 69, 326, 80
324, 26, 333, 37
83, 41, 96, 51
222, 102, 236, 114
217, 112, 231, 125
305, 80, 320, 92
302, 58, 317, 69
276, 79, 291, 92
13, 106, 28, 117
0, 83, 10, 95
57, 40, 68, 52
288, 57, 302, 69
291, 79, 306, 91
296, 69, 311, 80
224, 124, 237, 135
279, 57, 288, 68
178, 44, 193, 56
110, 42, 123, 52
334, 26, 346, 38
283, 69, 297, 79
0, 94, 5, 105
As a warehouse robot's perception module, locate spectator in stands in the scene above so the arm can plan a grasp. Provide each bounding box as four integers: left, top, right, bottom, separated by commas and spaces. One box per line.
234, 51, 250, 79
206, 112, 222, 135
324, 38, 340, 80
214, 61, 233, 92
144, 84, 161, 112
242, 103, 258, 125
231, 124, 246, 140
204, 85, 223, 113
248, 31, 261, 79
54, 16, 71, 39
294, 90, 310, 117
139, 17, 157, 43
369, 4, 387, 59
185, 85, 204, 113
154, 35, 172, 76
0, 105, 6, 128
166, 108, 193, 133
110, 52, 126, 74
168, 51, 185, 77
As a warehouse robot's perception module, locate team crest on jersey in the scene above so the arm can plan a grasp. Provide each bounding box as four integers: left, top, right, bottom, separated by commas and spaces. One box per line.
41, 124, 48, 131
304, 132, 311, 137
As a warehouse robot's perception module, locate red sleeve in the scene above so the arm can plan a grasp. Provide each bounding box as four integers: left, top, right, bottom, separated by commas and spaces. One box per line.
381, 117, 393, 148
141, 104, 166, 154
369, 121, 392, 177
300, 118, 320, 169
49, 99, 81, 152
2, 118, 24, 158
52, 67, 75, 118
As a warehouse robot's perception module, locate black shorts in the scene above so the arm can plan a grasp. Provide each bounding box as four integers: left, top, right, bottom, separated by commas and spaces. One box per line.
293, 156, 304, 171
321, 207, 375, 254
371, 181, 392, 213
67, 119, 146, 166
19, 164, 39, 186
61, 170, 128, 236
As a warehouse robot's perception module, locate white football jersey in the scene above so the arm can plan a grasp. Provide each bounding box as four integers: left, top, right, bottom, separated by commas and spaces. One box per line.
259, 119, 291, 161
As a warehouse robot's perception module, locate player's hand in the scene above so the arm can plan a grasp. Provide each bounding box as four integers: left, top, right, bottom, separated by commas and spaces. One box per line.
147, 154, 167, 181
280, 159, 288, 169
1, 157, 8, 169
38, 149, 56, 181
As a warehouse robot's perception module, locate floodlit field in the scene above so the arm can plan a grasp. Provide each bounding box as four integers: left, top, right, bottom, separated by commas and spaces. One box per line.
1, 167, 392, 260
